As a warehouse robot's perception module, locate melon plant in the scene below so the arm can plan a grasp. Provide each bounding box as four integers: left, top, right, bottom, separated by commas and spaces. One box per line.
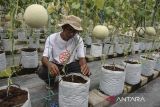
24, 4, 48, 28
92, 25, 109, 39
145, 27, 156, 36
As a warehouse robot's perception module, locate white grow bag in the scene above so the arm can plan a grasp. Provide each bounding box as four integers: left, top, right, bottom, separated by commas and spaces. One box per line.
132, 42, 139, 52
90, 43, 102, 57
21, 48, 38, 68
2, 39, 12, 51
99, 65, 125, 96
103, 43, 114, 55
59, 73, 90, 107
139, 42, 145, 52
0, 51, 6, 71
115, 43, 124, 54
152, 53, 160, 71
0, 86, 31, 107
123, 61, 141, 85
140, 55, 156, 76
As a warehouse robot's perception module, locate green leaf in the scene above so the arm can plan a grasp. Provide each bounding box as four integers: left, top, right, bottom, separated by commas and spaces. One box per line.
105, 6, 114, 16
94, 0, 105, 9
71, 2, 80, 9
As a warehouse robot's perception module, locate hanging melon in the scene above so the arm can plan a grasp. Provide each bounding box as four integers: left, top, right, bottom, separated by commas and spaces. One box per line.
92, 25, 109, 39
145, 27, 156, 36
24, 4, 48, 28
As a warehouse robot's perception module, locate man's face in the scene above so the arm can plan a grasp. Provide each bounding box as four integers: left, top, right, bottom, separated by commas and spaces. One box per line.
65, 25, 79, 39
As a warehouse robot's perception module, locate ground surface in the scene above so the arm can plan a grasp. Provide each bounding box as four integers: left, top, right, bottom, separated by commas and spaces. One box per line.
1, 49, 160, 107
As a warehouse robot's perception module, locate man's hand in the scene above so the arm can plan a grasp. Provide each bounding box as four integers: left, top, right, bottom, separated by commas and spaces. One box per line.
79, 58, 91, 76
81, 63, 90, 76
48, 62, 60, 76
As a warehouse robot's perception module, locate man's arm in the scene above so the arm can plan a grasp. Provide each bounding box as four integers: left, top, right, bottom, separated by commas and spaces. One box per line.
79, 57, 90, 76
42, 56, 59, 76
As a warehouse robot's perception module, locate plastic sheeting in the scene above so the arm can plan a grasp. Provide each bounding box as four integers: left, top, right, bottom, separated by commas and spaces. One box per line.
59, 73, 90, 107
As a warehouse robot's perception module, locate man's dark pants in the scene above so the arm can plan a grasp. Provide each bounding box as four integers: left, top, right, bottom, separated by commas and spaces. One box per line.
37, 61, 81, 85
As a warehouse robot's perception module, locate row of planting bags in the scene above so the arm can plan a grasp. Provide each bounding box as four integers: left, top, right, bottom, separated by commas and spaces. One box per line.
59, 53, 160, 107
89, 42, 160, 57
85, 36, 160, 57
1, 50, 160, 107
0, 48, 38, 71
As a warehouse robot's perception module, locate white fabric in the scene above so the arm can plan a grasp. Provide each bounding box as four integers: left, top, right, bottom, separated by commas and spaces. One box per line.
99, 65, 125, 96
43, 32, 85, 64
59, 73, 90, 107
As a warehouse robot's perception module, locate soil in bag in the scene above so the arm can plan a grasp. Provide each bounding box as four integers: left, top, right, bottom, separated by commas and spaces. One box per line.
0, 86, 28, 107
62, 75, 87, 84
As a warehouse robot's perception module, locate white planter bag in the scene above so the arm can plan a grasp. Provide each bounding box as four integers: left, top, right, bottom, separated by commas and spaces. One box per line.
90, 43, 102, 57
140, 56, 156, 76
28, 36, 40, 49
17, 31, 27, 41
124, 43, 132, 52
21, 48, 38, 68
152, 53, 160, 71
59, 73, 90, 107
103, 43, 114, 55
132, 42, 139, 52
99, 65, 125, 96
115, 43, 124, 54
123, 61, 141, 85
2, 39, 12, 51
139, 42, 145, 52
145, 42, 152, 51
0, 51, 6, 71
84, 36, 92, 46
0, 86, 31, 107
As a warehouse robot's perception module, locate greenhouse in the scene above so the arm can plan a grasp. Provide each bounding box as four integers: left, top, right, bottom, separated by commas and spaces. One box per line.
0, 0, 160, 107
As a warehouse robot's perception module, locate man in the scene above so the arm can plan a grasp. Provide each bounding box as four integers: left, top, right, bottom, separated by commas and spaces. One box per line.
37, 15, 90, 86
